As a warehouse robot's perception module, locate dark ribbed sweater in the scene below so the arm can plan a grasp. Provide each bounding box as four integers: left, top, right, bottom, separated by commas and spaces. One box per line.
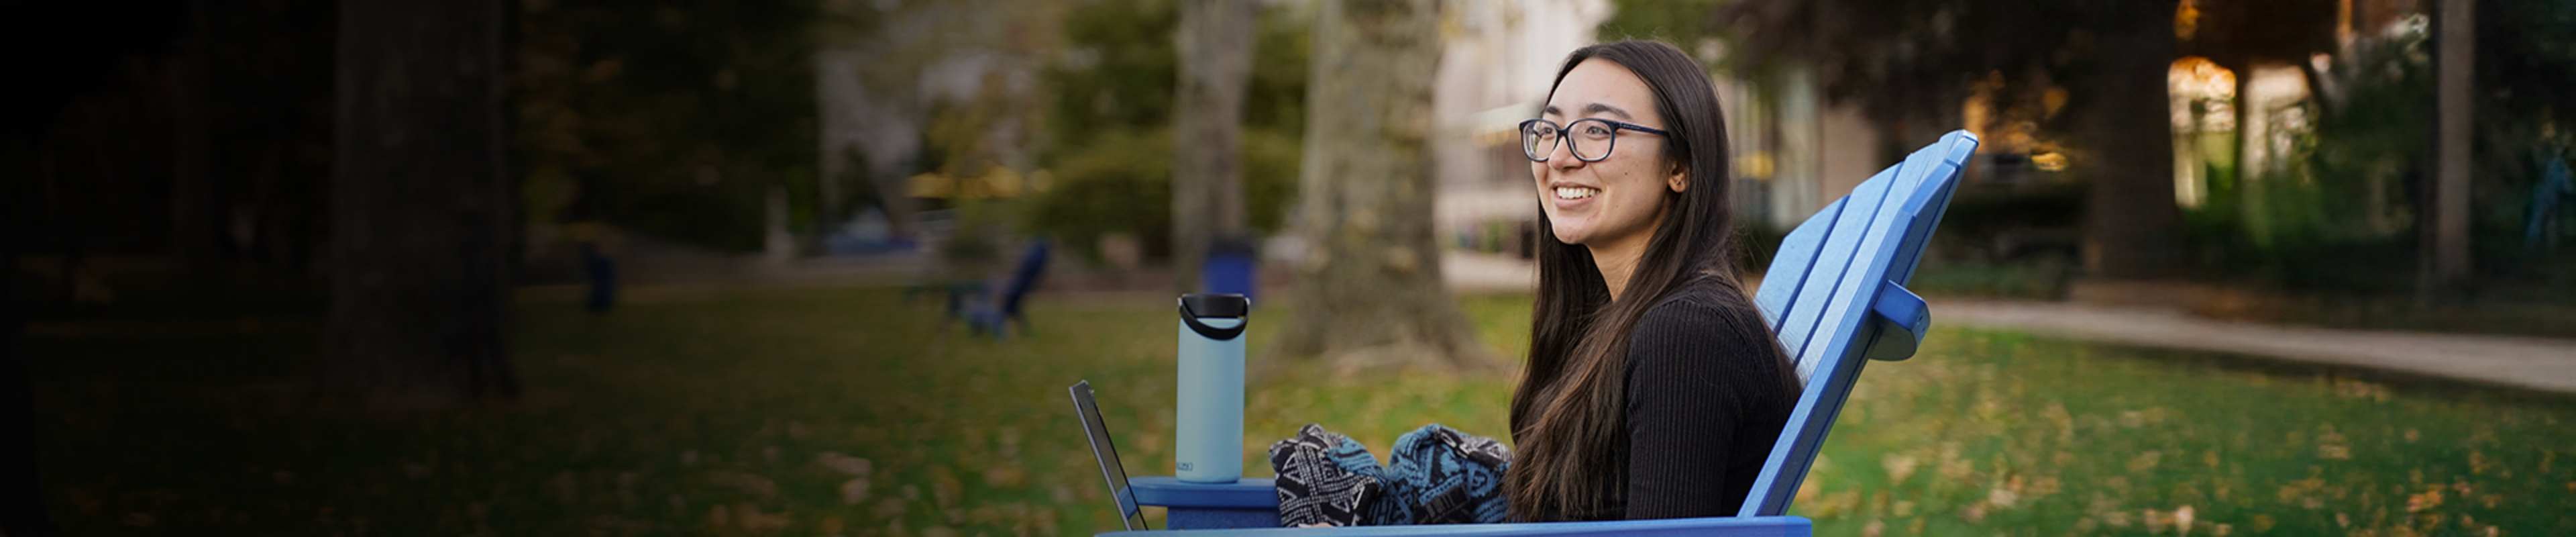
1607, 279, 1799, 520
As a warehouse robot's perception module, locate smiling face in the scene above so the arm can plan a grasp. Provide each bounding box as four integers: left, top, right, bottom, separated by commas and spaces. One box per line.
1532, 58, 1682, 250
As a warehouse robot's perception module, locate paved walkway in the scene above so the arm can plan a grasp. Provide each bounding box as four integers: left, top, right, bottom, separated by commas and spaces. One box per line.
1436, 251, 2576, 394
1934, 299, 2576, 394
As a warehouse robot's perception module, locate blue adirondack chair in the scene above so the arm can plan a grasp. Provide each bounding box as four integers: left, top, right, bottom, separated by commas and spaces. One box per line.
964, 238, 1053, 340
1104, 131, 1979, 536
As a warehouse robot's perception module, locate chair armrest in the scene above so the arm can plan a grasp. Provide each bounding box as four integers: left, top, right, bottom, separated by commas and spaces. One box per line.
1130, 477, 1282, 529
1130, 477, 1277, 509
1862, 281, 1929, 361
1097, 515, 1812, 536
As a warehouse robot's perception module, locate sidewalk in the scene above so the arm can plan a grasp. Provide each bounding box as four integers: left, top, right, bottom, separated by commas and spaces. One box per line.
1436, 251, 2576, 394
1933, 299, 2576, 394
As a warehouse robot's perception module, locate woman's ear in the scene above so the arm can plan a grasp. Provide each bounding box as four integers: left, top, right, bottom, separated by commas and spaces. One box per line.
1667, 168, 1688, 193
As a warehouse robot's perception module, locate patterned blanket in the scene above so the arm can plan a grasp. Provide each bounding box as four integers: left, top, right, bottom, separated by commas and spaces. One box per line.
1267, 424, 1511, 527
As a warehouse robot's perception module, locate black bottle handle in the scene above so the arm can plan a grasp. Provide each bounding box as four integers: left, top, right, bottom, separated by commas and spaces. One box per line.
1179, 301, 1247, 341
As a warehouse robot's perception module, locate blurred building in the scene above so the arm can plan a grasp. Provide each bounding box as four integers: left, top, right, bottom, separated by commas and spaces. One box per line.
2167, 0, 2426, 230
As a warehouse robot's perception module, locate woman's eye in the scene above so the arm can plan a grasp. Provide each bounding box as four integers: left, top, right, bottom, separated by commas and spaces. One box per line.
1581, 125, 1612, 138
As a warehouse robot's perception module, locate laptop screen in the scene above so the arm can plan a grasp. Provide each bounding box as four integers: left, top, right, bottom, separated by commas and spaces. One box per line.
1069, 381, 1148, 530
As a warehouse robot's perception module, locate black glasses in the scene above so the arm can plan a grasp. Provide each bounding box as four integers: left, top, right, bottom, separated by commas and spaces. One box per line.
1519, 118, 1668, 162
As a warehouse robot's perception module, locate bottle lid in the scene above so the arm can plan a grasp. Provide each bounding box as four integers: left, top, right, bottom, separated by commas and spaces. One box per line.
1179, 293, 1249, 319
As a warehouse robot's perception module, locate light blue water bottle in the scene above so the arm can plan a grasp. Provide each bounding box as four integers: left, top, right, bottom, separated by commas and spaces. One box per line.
1175, 293, 1249, 483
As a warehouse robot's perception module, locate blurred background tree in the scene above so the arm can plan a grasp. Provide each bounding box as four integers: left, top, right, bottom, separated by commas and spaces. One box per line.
1032, 0, 1308, 267
327, 0, 518, 405
1273, 0, 1491, 371
1171, 0, 1258, 293
517, 0, 820, 253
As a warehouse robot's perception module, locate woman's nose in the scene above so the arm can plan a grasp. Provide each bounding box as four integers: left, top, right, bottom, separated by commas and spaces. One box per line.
1546, 140, 1582, 170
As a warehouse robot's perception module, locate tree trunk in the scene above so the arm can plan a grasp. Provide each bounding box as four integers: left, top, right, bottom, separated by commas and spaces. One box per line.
2428, 0, 2474, 291
325, 0, 518, 407
1171, 0, 1256, 293
2076, 13, 2187, 279
0, 167, 58, 537
1275, 0, 1490, 372
816, 46, 924, 245
167, 1, 219, 271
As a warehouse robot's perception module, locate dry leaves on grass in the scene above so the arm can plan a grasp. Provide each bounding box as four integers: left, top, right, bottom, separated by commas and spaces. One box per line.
930, 468, 963, 509
816, 451, 876, 505
841, 478, 871, 505
2127, 450, 2163, 473
706, 502, 792, 533
1881, 453, 1919, 484
2312, 425, 2354, 460
707, 471, 779, 499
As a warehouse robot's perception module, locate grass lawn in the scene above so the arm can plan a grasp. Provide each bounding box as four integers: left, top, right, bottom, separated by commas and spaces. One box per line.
24, 285, 2576, 536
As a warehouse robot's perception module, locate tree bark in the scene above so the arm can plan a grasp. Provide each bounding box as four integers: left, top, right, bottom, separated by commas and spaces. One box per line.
1275, 0, 1490, 372
2076, 13, 2188, 279
2429, 0, 2474, 290
167, 1, 219, 271
325, 0, 519, 407
0, 156, 57, 537
1172, 0, 1256, 293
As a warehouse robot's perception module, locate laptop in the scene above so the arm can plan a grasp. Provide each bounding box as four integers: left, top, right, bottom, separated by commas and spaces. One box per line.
1069, 380, 1149, 531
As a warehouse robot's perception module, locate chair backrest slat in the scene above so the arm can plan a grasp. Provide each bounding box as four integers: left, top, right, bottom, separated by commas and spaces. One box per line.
1737, 131, 1977, 517
1752, 197, 1837, 334
998, 239, 1052, 315
1772, 166, 1899, 381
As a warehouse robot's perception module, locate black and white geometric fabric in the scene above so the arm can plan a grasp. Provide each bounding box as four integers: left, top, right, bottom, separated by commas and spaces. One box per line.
1267, 424, 1380, 527
1267, 423, 1512, 527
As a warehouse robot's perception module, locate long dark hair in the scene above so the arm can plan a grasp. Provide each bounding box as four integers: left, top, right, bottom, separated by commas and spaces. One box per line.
1504, 40, 1788, 521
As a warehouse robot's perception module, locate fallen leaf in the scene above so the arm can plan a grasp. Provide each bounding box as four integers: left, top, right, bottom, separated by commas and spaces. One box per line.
2129, 450, 2163, 473
981, 466, 1026, 488
841, 478, 870, 505
818, 452, 873, 477
930, 469, 963, 509
1986, 486, 2018, 508
733, 502, 790, 532
708, 471, 778, 499
1882, 454, 1919, 483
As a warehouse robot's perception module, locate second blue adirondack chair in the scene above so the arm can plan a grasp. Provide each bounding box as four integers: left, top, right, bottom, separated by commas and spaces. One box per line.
1105, 131, 1979, 536
965, 238, 1053, 340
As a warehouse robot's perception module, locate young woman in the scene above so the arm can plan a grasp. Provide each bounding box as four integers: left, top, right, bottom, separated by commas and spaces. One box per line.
1503, 40, 1802, 522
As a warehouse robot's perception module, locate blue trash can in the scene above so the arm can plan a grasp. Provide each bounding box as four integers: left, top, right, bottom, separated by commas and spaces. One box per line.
1200, 235, 1257, 302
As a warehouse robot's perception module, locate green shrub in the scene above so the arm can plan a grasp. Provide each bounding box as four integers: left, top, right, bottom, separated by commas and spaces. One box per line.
1907, 258, 2076, 299
1931, 181, 2087, 264
1028, 127, 1301, 263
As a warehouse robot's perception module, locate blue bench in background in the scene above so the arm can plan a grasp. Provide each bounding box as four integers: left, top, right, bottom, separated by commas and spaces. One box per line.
1106, 130, 1980, 536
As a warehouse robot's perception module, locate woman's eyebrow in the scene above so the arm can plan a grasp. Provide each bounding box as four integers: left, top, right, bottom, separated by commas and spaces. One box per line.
1582, 103, 1633, 119
1540, 103, 1633, 119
